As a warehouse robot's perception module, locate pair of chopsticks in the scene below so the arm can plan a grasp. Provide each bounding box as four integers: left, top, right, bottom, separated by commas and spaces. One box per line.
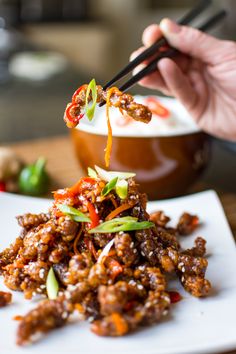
99, 0, 227, 107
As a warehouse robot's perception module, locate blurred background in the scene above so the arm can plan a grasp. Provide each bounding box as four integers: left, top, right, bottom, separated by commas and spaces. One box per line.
0, 0, 236, 193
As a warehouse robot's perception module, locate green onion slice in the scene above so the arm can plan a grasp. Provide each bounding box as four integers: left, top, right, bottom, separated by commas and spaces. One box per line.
95, 165, 136, 182
115, 179, 128, 199
88, 167, 97, 179
57, 204, 91, 222
46, 267, 59, 300
89, 216, 154, 234
101, 177, 118, 196
85, 78, 97, 121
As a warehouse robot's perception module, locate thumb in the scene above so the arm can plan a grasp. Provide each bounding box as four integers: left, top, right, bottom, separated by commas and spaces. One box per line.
160, 18, 223, 65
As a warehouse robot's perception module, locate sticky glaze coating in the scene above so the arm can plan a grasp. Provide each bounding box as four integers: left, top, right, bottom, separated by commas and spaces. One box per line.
64, 85, 152, 128
0, 175, 211, 345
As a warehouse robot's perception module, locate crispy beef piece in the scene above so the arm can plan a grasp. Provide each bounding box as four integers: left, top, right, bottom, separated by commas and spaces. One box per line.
0, 237, 23, 271
114, 232, 139, 266
64, 85, 152, 129
16, 299, 70, 346
98, 281, 146, 316
0, 290, 12, 307
93, 233, 114, 248
53, 263, 68, 286
16, 213, 50, 230
92, 268, 169, 336
177, 212, 199, 235
150, 211, 170, 227
156, 230, 180, 250
56, 216, 79, 241
180, 275, 211, 297
88, 263, 108, 288
182, 237, 207, 257
66, 253, 93, 285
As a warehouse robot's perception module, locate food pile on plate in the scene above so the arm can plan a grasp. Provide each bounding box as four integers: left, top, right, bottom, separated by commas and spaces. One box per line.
0, 166, 211, 345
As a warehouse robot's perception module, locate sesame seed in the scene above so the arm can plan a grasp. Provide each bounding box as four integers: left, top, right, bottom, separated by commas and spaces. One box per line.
62, 311, 68, 319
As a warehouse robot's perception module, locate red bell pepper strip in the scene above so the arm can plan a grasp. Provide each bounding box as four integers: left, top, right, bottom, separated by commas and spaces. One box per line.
146, 97, 170, 118
87, 202, 100, 229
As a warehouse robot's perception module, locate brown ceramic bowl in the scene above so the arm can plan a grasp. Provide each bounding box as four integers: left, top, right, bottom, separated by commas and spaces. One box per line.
71, 96, 211, 200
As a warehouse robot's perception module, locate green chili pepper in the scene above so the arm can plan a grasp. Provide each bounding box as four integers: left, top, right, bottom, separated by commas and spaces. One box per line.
18, 157, 50, 196
89, 216, 154, 234
57, 204, 91, 223
46, 267, 59, 300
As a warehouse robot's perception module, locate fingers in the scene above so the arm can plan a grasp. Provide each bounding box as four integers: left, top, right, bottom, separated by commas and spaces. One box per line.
142, 24, 162, 47
130, 45, 170, 95
158, 58, 198, 112
160, 18, 225, 65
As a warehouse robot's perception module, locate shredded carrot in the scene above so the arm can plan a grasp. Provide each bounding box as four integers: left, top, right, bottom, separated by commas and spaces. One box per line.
105, 88, 115, 167
73, 224, 84, 255
75, 303, 85, 314
111, 312, 128, 335
105, 202, 134, 221
110, 195, 118, 209
13, 315, 23, 321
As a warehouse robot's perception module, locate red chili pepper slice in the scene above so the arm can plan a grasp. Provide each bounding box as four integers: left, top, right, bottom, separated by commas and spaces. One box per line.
87, 202, 100, 229
168, 291, 182, 304
72, 85, 86, 103
0, 181, 6, 192
65, 102, 84, 127
146, 97, 170, 118
69, 177, 97, 196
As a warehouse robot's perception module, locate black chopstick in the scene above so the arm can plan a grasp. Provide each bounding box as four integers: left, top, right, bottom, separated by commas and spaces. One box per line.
102, 0, 212, 91
118, 9, 227, 93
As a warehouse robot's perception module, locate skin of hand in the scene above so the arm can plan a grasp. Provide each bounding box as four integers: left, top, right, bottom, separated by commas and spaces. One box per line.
131, 19, 236, 141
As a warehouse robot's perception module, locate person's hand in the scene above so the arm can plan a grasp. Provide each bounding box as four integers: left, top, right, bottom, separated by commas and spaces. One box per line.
131, 19, 236, 141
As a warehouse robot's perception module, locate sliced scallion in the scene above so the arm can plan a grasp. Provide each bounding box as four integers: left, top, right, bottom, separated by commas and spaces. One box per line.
95, 165, 136, 182
57, 204, 91, 223
89, 216, 154, 234
85, 78, 97, 121
46, 267, 59, 300
101, 177, 118, 196
115, 179, 128, 199
88, 167, 97, 179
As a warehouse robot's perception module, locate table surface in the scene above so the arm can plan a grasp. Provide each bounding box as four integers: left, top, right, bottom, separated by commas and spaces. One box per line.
8, 135, 236, 354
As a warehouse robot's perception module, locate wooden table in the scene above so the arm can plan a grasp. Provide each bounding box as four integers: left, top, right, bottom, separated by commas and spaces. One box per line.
8, 135, 236, 354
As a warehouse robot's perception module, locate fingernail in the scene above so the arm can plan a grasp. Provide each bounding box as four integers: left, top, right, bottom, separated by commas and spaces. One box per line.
160, 18, 181, 34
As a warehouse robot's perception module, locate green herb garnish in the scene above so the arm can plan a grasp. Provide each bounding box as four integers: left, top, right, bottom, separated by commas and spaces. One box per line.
88, 167, 98, 179
89, 216, 154, 234
101, 177, 118, 196
115, 179, 128, 199
46, 267, 59, 300
85, 78, 97, 121
57, 204, 91, 223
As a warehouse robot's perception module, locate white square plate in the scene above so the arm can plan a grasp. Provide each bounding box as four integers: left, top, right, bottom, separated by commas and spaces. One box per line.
0, 190, 236, 354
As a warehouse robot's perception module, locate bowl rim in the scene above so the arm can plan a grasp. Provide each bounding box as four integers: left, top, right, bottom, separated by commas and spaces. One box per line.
74, 127, 204, 138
